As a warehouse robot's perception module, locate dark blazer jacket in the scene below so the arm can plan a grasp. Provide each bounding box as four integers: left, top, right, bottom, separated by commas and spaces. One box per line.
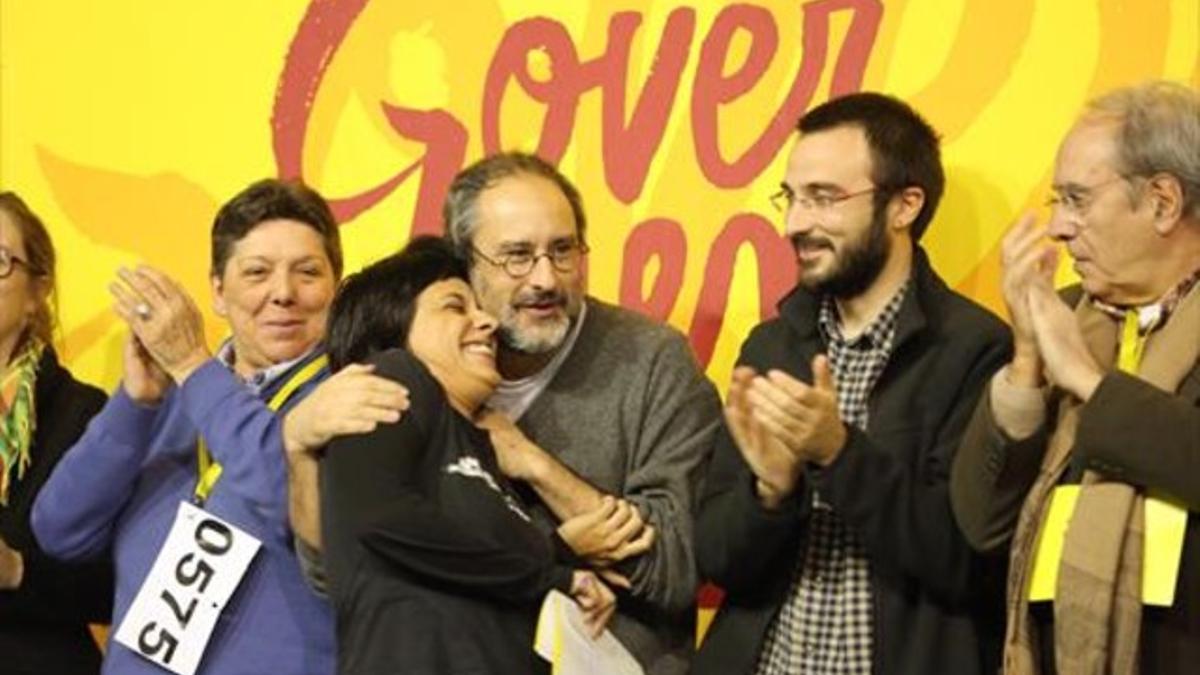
695, 249, 1011, 675
0, 347, 110, 675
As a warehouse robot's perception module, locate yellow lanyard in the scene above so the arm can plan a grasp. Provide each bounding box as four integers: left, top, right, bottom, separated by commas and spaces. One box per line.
1030, 309, 1188, 606
193, 355, 329, 504
1116, 310, 1149, 374
1113, 310, 1186, 606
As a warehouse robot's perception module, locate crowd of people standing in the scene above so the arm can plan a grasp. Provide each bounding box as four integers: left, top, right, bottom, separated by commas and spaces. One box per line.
0, 79, 1196, 675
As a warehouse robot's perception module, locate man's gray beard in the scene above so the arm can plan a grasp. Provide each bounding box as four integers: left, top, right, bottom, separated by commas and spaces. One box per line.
497, 316, 571, 355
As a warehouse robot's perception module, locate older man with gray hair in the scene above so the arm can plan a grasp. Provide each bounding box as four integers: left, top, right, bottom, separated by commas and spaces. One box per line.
951, 80, 1200, 673
440, 152, 721, 675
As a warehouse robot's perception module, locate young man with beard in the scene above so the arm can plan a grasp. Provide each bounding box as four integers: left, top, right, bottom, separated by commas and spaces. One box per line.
693, 93, 1012, 675
285, 152, 721, 675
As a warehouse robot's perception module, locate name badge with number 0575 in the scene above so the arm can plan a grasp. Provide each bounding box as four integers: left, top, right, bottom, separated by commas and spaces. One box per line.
114, 501, 261, 675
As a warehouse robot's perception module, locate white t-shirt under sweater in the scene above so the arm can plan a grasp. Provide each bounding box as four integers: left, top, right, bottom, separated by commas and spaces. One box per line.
487, 302, 588, 421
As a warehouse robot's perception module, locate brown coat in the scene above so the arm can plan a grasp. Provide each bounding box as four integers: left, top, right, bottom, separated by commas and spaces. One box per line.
951, 285, 1200, 673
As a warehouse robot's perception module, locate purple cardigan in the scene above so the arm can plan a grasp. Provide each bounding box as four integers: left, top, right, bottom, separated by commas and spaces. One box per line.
32, 356, 334, 675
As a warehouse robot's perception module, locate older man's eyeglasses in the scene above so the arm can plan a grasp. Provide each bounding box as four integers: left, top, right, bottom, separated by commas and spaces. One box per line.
1045, 175, 1130, 217
472, 241, 589, 278
770, 184, 878, 214
0, 247, 33, 280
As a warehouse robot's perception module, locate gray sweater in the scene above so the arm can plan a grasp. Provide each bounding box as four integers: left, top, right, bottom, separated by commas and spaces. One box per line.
517, 298, 721, 675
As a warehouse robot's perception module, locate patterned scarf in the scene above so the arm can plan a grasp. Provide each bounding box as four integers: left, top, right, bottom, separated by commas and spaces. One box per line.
1004, 279, 1200, 674
1090, 265, 1200, 331
0, 338, 43, 506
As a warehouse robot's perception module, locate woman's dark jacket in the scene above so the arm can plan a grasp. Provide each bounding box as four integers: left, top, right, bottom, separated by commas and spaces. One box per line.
0, 347, 110, 675
321, 349, 574, 675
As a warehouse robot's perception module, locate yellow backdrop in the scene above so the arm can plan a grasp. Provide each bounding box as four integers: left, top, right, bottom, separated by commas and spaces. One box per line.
1, 0, 1197, 392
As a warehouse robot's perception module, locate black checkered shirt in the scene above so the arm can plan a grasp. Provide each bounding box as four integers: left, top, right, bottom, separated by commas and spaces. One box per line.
755, 282, 909, 675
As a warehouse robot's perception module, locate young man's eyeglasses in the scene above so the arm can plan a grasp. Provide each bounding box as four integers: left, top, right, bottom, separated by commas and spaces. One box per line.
770, 184, 878, 214
472, 241, 589, 278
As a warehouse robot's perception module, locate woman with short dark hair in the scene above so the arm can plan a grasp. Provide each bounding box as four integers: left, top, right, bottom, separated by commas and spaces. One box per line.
33, 179, 342, 675
316, 236, 615, 674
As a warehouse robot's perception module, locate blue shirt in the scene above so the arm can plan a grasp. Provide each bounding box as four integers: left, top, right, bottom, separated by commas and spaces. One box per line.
32, 352, 334, 675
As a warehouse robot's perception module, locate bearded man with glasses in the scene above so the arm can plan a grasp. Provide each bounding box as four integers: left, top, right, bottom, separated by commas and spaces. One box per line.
438, 153, 721, 675
695, 92, 1012, 675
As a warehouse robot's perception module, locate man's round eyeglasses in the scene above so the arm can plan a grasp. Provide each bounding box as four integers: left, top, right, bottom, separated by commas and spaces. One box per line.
472, 242, 589, 278
770, 185, 878, 214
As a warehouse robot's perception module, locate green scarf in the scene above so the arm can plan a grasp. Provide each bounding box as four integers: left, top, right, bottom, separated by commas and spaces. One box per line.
0, 338, 43, 506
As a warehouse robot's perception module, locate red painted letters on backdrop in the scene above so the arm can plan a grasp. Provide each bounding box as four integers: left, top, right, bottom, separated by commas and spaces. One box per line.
272, 0, 882, 366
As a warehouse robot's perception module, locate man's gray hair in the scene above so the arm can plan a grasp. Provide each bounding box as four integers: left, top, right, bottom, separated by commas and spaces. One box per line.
442, 152, 588, 263
1085, 80, 1200, 220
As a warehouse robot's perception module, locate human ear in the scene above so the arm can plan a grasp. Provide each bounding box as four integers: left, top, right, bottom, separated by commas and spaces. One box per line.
891, 187, 926, 231
25, 276, 49, 319
1146, 173, 1184, 235
210, 274, 228, 318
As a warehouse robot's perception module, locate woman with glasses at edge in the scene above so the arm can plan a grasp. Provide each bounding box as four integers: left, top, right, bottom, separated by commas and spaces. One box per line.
31, 179, 353, 674
0, 192, 112, 675
302, 236, 615, 675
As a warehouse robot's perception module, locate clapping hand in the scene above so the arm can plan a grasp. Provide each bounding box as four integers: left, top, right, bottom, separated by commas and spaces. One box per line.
119, 331, 173, 405
999, 214, 1057, 387
746, 356, 847, 466
724, 366, 805, 508
998, 215, 1102, 400
1026, 266, 1103, 400
727, 356, 847, 508
110, 266, 210, 389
